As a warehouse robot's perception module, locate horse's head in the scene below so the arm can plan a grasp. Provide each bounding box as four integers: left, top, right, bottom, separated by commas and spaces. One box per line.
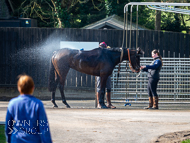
128, 47, 144, 73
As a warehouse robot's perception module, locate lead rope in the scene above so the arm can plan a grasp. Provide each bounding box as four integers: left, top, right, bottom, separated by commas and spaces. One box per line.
136, 70, 141, 77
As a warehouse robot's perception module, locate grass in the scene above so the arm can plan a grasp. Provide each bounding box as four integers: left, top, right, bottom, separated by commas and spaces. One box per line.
0, 125, 6, 143
182, 139, 190, 143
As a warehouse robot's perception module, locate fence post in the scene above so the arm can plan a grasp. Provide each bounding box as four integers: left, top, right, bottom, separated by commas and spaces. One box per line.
112, 73, 115, 97
135, 74, 138, 101
95, 77, 97, 108
140, 73, 142, 98
174, 52, 176, 101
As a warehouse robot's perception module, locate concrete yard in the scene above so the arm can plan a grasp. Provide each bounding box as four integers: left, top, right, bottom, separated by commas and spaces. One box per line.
0, 100, 190, 143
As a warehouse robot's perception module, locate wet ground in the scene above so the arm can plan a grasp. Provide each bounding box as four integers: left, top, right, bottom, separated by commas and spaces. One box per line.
0, 100, 190, 143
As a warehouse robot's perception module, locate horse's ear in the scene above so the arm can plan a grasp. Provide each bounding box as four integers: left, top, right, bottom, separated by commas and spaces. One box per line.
136, 47, 141, 54
137, 47, 140, 53
137, 47, 144, 55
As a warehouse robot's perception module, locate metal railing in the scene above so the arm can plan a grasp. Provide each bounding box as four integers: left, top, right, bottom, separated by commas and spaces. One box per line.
111, 57, 190, 102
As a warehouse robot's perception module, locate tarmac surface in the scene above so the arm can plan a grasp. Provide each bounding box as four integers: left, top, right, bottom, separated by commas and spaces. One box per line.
0, 100, 190, 143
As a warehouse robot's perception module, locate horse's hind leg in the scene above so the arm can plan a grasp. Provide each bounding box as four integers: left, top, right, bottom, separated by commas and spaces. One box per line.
51, 91, 58, 108
98, 74, 109, 109
59, 69, 71, 108
59, 83, 70, 108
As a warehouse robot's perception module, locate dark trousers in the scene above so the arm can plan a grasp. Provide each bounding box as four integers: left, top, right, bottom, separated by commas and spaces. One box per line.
147, 78, 159, 97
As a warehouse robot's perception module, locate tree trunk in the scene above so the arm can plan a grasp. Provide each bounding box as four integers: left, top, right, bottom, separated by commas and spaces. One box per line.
155, 0, 161, 31
0, 0, 10, 19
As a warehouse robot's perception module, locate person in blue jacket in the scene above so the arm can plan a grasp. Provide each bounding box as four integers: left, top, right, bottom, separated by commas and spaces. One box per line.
141, 49, 163, 109
5, 74, 52, 143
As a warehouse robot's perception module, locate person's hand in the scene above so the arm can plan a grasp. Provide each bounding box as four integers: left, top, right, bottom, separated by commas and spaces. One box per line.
140, 66, 146, 69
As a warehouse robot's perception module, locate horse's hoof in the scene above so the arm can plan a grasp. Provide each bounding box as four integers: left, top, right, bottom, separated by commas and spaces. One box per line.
66, 105, 71, 108
97, 105, 108, 109
51, 101, 58, 108
53, 105, 58, 108
101, 105, 108, 109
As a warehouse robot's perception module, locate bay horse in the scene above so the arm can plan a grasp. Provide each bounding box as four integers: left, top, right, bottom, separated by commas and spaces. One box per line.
48, 47, 143, 108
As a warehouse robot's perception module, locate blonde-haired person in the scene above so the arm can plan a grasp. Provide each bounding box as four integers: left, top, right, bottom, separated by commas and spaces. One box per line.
5, 75, 52, 143
141, 50, 163, 109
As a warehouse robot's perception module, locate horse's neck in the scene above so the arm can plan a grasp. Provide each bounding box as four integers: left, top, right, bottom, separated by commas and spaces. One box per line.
109, 51, 123, 66
122, 49, 136, 62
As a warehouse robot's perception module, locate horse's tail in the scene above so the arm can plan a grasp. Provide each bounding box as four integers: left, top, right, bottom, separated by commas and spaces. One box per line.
48, 55, 57, 92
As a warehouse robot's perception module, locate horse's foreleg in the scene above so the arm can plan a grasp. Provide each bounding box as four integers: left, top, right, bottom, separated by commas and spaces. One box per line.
59, 84, 70, 108
51, 91, 58, 108
98, 89, 107, 109
98, 75, 109, 109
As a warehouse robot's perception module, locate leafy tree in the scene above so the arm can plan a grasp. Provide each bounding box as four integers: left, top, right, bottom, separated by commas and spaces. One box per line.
0, 0, 11, 19
10, 0, 59, 27
58, 0, 106, 28
6, 0, 190, 33
123, 0, 190, 32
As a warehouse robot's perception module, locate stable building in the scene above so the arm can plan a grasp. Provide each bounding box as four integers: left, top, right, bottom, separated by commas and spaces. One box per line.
82, 14, 148, 30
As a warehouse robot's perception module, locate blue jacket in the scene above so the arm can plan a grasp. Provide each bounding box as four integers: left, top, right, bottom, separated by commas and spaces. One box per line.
142, 57, 162, 79
5, 94, 52, 143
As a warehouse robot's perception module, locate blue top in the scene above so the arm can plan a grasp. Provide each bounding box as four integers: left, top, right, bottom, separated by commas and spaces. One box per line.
142, 57, 162, 79
5, 94, 52, 143
142, 59, 162, 72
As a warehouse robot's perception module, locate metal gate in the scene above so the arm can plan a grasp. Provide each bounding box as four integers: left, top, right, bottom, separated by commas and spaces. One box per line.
111, 57, 190, 102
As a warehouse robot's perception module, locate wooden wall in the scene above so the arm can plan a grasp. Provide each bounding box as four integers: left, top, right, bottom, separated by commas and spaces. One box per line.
0, 28, 189, 87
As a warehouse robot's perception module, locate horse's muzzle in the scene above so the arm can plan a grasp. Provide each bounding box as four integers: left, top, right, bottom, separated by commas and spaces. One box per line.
135, 66, 141, 73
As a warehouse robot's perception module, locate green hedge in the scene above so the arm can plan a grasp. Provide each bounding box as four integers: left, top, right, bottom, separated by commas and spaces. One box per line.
0, 125, 6, 143
182, 139, 190, 143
